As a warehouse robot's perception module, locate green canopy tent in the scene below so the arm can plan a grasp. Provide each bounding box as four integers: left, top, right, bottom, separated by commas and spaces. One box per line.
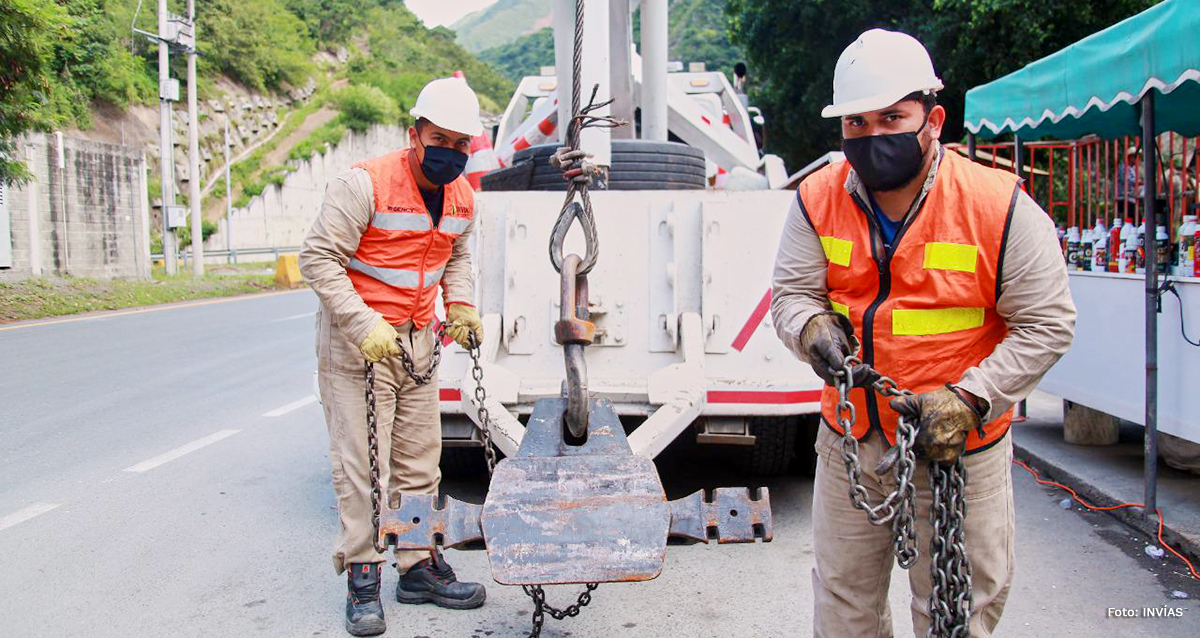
963, 0, 1200, 516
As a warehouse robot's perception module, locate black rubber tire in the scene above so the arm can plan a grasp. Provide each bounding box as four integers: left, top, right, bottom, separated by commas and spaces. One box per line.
791, 415, 820, 476
737, 417, 798, 476
439, 447, 488, 478
512, 140, 703, 165
530, 163, 708, 181
530, 171, 706, 188
530, 180, 704, 191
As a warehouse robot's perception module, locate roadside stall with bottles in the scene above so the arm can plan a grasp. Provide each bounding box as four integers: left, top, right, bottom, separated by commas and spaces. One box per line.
961, 0, 1199, 511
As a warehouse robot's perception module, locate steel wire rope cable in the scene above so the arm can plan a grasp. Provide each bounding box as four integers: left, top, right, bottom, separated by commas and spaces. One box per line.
1013, 458, 1200, 580
835, 355, 974, 637
526, 0, 627, 634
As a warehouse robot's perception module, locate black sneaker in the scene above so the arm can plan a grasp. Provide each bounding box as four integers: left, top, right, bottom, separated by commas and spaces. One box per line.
345, 563, 386, 636
396, 550, 487, 610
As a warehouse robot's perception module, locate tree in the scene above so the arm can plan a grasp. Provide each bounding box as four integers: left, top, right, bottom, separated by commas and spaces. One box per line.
0, 0, 71, 184
726, 0, 1158, 170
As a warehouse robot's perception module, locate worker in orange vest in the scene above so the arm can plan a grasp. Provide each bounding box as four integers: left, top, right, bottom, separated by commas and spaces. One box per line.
772, 30, 1075, 637
299, 77, 487, 636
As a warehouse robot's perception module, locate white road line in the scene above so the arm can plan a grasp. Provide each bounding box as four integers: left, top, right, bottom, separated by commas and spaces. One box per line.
123, 430, 241, 473
271, 311, 315, 323
0, 503, 61, 532
262, 395, 318, 417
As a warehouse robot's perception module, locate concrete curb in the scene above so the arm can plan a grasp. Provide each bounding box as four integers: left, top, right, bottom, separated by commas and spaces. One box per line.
1013, 441, 1200, 569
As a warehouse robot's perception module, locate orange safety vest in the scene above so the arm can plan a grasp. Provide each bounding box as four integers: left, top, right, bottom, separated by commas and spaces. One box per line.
797, 150, 1021, 453
347, 149, 474, 328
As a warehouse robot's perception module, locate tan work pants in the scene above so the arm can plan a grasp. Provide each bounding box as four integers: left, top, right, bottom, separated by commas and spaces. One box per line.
316, 308, 442, 574
812, 425, 1015, 638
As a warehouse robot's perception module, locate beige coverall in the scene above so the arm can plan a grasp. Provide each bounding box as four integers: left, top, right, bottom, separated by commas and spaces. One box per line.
299, 166, 476, 574
772, 144, 1076, 637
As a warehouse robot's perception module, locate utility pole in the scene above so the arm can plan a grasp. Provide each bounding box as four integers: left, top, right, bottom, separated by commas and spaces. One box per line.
186, 0, 203, 275
157, 0, 177, 274
224, 119, 233, 263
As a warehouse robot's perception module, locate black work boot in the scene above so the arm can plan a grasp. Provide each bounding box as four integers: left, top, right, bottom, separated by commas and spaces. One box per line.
396, 550, 487, 609
345, 563, 386, 636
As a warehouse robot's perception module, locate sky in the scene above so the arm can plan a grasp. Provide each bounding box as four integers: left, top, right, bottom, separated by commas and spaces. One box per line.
405, 0, 500, 28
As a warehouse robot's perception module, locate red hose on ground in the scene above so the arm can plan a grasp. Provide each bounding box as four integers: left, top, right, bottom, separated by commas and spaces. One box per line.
1013, 458, 1199, 580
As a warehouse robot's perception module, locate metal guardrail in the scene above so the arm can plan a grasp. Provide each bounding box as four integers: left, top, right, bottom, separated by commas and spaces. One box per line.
152, 246, 301, 265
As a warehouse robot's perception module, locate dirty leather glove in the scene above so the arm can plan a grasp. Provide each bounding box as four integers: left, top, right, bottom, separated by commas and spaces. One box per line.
798, 311, 877, 387
359, 318, 401, 363
889, 385, 987, 463
446, 303, 484, 349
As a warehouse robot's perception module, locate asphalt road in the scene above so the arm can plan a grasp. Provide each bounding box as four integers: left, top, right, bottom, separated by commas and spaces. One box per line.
0, 290, 1196, 637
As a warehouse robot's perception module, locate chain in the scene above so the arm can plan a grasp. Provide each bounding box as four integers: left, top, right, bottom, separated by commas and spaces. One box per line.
362, 322, 452, 554
364, 361, 386, 554
835, 357, 919, 567
835, 355, 972, 636
396, 323, 446, 386
521, 583, 599, 638
928, 460, 972, 638
465, 332, 498, 475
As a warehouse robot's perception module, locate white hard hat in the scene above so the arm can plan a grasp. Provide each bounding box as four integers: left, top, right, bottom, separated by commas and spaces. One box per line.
409, 77, 484, 137
822, 29, 943, 119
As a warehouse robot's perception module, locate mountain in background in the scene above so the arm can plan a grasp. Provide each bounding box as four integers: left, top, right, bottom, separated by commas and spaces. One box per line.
451, 0, 552, 53
478, 0, 744, 83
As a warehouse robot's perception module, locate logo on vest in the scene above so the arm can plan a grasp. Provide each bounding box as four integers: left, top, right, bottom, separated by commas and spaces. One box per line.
386, 205, 419, 213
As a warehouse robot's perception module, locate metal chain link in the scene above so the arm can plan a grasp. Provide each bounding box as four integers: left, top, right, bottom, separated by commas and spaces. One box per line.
364, 362, 386, 554
363, 322, 448, 554
466, 332, 498, 475
396, 324, 446, 386
835, 355, 972, 637
521, 583, 599, 638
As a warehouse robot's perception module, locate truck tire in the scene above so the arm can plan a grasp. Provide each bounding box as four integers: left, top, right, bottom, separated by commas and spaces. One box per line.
502, 140, 708, 191
793, 415, 820, 476
738, 417, 798, 476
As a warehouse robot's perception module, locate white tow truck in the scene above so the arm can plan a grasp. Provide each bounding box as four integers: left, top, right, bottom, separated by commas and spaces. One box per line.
436, 0, 826, 475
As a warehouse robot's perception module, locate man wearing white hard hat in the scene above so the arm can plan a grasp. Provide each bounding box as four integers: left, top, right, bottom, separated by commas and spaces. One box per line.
299, 76, 487, 636
771, 29, 1074, 636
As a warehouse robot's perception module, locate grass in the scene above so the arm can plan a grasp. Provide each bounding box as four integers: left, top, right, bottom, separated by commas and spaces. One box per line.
0, 269, 281, 322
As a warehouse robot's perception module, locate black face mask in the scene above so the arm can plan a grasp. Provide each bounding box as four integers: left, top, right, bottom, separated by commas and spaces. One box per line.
417, 139, 468, 186
842, 115, 930, 192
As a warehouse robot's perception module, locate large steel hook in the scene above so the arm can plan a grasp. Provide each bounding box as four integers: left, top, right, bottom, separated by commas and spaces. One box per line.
554, 253, 595, 439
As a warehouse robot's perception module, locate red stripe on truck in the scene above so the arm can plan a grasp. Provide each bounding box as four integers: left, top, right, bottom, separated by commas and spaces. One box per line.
440, 388, 461, 402
731, 289, 772, 352
707, 390, 822, 404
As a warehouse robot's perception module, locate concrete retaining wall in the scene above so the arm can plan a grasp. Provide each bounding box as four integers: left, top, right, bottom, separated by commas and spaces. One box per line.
1, 134, 151, 281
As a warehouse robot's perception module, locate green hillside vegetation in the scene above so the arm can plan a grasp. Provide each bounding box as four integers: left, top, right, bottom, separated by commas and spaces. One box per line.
451, 0, 551, 53
478, 27, 554, 82
1, 0, 513, 186
477, 0, 744, 83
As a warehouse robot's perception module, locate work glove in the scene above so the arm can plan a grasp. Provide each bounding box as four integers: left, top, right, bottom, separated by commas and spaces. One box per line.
446, 303, 484, 349
798, 311, 877, 387
359, 318, 401, 363
889, 385, 987, 464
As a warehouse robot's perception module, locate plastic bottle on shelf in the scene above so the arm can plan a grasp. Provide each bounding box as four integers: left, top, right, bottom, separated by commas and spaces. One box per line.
1092, 227, 1107, 273
1177, 215, 1196, 277
1135, 224, 1146, 273
1066, 227, 1081, 271
1082, 228, 1095, 271
1108, 217, 1123, 272
1121, 233, 1138, 273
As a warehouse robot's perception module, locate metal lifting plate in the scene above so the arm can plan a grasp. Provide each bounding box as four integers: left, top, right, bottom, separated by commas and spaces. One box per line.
379, 397, 773, 585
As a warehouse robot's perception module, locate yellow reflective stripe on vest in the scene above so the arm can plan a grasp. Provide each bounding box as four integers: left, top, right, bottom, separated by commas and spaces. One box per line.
348, 258, 421, 289
371, 211, 431, 232
923, 242, 979, 273
820, 236, 853, 267
439, 216, 471, 235
892, 307, 985, 336
830, 300, 850, 319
